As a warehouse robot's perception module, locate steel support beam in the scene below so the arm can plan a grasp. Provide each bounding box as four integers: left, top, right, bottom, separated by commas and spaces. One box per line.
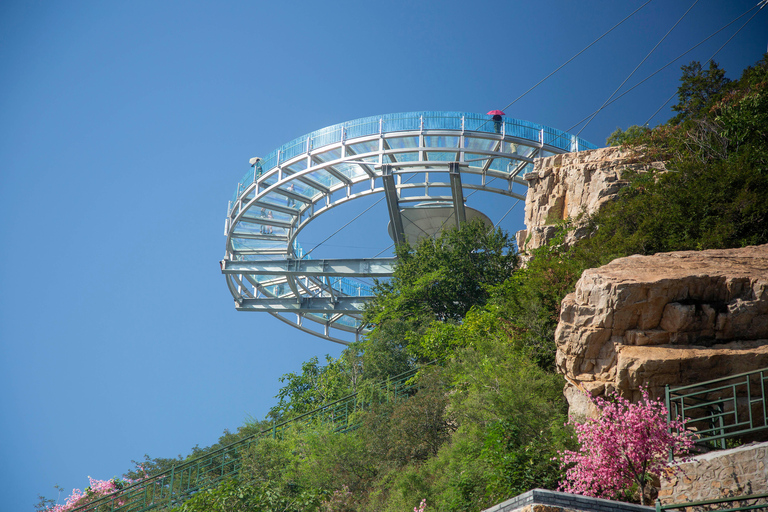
448, 162, 466, 228
222, 257, 396, 277
381, 165, 405, 245
237, 296, 371, 313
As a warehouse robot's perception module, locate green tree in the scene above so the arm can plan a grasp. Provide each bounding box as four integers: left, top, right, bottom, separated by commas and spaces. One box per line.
606, 124, 651, 146
268, 352, 364, 421
365, 219, 517, 328
670, 60, 730, 124
362, 219, 517, 371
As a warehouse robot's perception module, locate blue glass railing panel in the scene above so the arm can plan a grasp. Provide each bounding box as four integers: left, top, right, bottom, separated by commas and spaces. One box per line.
423, 112, 461, 131
465, 138, 497, 151
426, 152, 456, 162
305, 170, 342, 188
465, 153, 492, 168
462, 113, 495, 133
489, 157, 513, 173
424, 135, 459, 148
232, 239, 285, 251
285, 161, 308, 172
345, 118, 380, 140
578, 137, 598, 151
233, 112, 599, 201
505, 143, 538, 158
280, 138, 307, 162
310, 125, 343, 149
347, 140, 379, 155
385, 136, 420, 149
504, 119, 540, 141
313, 147, 342, 162
518, 162, 534, 175
334, 162, 369, 179
381, 113, 420, 132
542, 126, 571, 151
390, 152, 418, 163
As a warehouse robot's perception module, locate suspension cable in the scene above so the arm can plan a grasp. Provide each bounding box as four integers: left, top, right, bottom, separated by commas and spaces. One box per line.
576, 0, 700, 135
498, 0, 653, 113
565, 2, 759, 133
644, 1, 767, 126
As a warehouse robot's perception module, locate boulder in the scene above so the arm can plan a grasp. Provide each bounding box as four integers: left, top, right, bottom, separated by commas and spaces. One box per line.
555, 244, 768, 417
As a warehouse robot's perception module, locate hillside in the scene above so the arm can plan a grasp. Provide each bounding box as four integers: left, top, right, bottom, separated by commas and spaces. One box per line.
41, 54, 768, 512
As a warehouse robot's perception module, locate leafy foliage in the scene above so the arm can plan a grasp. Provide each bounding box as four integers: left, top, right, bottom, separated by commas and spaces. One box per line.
365, 219, 517, 327
42, 55, 768, 512
670, 60, 731, 124
579, 55, 768, 262
606, 124, 650, 146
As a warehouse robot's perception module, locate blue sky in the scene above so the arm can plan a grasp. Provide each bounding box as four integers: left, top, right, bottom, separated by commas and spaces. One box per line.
1, 1, 765, 510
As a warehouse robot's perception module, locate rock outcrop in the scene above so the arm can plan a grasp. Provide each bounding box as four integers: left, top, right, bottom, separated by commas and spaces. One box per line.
516, 146, 665, 254
555, 245, 768, 417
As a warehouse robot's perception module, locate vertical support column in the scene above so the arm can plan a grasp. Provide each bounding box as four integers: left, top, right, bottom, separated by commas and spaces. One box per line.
382, 164, 405, 245
449, 162, 466, 228
419, 115, 425, 162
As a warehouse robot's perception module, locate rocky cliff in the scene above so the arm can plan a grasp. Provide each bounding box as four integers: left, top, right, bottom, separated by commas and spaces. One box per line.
516, 146, 665, 254
554, 245, 768, 417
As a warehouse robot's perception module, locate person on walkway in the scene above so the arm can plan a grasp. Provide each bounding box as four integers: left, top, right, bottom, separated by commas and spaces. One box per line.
260, 207, 267, 233
492, 114, 502, 134
287, 183, 296, 207
250, 157, 263, 179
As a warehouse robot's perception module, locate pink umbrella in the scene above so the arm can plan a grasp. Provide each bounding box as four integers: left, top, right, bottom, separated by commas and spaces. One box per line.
487, 110, 505, 116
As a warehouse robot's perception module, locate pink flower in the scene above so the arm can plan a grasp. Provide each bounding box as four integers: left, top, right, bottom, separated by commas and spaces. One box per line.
556, 388, 695, 505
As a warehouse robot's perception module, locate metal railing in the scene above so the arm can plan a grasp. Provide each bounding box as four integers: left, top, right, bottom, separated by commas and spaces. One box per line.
69, 366, 424, 512
234, 111, 598, 198
666, 367, 768, 454
657, 493, 768, 512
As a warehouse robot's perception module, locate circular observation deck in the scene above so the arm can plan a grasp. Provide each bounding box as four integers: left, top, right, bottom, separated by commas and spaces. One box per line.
222, 111, 597, 344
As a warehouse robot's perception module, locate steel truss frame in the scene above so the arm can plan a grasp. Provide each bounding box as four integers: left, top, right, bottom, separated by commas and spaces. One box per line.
223, 112, 593, 344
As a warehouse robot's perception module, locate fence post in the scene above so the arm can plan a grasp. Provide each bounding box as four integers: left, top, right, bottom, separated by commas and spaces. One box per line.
666, 384, 674, 462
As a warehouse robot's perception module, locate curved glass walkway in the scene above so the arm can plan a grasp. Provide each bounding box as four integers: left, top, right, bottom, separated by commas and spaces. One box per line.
222, 111, 597, 344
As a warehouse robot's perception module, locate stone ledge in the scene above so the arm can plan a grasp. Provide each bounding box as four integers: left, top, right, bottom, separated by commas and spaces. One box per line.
482, 489, 654, 512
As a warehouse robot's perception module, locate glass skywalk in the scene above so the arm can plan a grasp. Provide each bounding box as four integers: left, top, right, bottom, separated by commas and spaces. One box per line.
223, 111, 597, 344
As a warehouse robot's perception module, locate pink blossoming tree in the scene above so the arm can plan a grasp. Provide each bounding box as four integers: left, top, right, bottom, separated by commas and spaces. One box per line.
557, 388, 695, 505
43, 475, 143, 512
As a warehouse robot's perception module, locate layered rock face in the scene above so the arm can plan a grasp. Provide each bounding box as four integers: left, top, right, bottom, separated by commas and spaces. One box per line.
555, 245, 768, 417
516, 146, 665, 253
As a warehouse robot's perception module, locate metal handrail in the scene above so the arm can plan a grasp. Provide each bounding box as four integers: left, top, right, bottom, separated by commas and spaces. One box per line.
233, 111, 598, 199
666, 367, 768, 456
68, 364, 427, 512
657, 492, 768, 512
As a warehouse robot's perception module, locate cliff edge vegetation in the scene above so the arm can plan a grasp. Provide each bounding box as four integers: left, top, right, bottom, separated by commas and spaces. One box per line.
40, 54, 768, 512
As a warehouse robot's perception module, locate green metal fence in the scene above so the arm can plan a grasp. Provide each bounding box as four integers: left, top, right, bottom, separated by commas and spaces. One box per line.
657, 493, 768, 512
666, 367, 768, 455
70, 366, 423, 512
